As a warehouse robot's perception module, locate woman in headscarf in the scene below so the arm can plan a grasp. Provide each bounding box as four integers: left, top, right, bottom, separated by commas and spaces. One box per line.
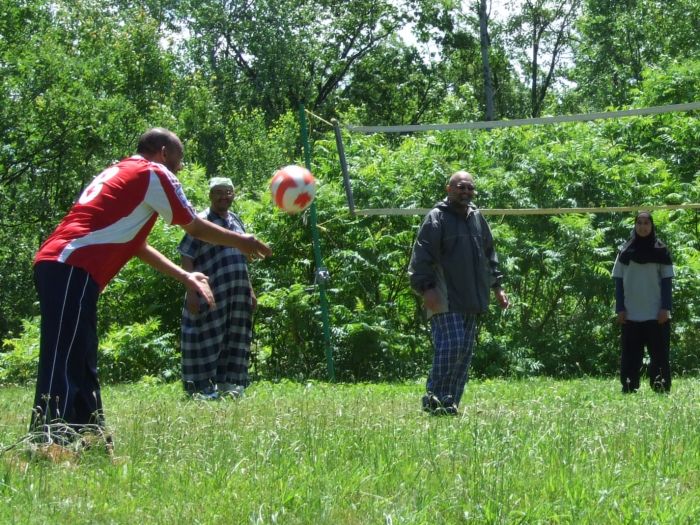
612, 211, 674, 393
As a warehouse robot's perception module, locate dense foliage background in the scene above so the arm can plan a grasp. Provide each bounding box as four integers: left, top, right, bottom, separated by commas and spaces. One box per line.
1, 0, 698, 384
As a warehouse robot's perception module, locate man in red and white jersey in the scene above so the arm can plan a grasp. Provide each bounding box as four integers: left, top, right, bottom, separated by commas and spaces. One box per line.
31, 128, 271, 447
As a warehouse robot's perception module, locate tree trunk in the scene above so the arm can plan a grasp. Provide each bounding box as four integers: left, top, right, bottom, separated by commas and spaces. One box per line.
478, 0, 495, 121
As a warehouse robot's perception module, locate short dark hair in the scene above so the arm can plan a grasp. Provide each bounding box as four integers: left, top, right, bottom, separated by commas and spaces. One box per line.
136, 128, 182, 156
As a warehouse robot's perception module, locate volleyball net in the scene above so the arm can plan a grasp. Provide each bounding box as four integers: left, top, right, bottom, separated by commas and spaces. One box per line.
305, 101, 700, 217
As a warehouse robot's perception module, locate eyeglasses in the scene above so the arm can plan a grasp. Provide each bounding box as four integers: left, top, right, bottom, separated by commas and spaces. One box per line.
452, 183, 476, 191
212, 189, 234, 197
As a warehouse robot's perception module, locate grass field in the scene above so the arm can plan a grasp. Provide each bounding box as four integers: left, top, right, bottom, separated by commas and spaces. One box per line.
2, 377, 700, 524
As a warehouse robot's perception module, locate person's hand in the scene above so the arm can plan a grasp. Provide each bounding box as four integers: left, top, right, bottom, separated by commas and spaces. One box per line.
251, 290, 257, 311
185, 290, 200, 314
616, 311, 626, 324
657, 309, 670, 324
422, 288, 443, 312
494, 288, 509, 309
239, 234, 272, 260
185, 272, 215, 309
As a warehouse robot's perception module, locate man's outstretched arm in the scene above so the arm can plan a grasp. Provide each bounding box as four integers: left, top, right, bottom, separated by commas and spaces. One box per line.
181, 217, 272, 259
135, 242, 215, 308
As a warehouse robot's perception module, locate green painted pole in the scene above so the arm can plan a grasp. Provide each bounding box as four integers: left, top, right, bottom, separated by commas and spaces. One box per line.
299, 103, 335, 381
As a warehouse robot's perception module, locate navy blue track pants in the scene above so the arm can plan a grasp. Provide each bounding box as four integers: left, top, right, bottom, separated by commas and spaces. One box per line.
31, 261, 103, 431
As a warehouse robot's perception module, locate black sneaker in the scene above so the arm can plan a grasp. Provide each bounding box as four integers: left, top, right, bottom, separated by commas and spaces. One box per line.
440, 395, 458, 416
421, 393, 440, 413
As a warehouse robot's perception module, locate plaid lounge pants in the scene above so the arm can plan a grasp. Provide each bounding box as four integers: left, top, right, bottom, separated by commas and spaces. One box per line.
427, 312, 478, 405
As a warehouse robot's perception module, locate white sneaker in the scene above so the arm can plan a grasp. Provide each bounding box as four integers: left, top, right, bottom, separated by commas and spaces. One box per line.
217, 383, 245, 398
191, 385, 219, 401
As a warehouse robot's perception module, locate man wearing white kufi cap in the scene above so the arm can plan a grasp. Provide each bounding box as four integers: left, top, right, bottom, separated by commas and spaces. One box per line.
178, 176, 255, 399
208, 177, 234, 190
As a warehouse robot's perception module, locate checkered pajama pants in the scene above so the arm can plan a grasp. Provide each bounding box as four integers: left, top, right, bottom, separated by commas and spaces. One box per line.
427, 312, 478, 406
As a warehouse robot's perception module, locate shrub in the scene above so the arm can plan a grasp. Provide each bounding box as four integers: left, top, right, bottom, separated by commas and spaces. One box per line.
0, 317, 179, 385
0, 317, 41, 385
99, 318, 180, 383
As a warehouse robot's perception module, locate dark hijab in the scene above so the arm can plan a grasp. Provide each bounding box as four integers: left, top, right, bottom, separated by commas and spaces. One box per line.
618, 212, 672, 265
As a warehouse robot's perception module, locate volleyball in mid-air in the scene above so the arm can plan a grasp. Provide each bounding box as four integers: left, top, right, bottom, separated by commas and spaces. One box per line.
270, 165, 317, 214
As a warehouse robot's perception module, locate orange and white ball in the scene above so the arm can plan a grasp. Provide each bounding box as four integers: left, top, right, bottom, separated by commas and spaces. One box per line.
269, 165, 317, 214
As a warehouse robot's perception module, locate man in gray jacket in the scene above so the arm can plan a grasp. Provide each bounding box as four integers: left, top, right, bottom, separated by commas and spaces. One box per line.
408, 170, 509, 415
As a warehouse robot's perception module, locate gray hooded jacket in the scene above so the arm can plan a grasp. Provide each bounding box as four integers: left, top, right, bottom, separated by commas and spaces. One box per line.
408, 198, 503, 318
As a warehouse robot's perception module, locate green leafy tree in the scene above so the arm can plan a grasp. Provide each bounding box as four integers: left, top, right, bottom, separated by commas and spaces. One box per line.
408, 0, 530, 121
570, 0, 700, 109
179, 0, 410, 122
505, 0, 582, 117
336, 38, 450, 126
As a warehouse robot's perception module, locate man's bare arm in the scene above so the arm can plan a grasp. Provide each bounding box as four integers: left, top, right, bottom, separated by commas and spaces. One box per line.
181, 217, 272, 259
135, 243, 215, 307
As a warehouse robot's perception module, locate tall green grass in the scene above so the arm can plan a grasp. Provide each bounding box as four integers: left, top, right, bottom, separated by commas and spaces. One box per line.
2, 378, 700, 524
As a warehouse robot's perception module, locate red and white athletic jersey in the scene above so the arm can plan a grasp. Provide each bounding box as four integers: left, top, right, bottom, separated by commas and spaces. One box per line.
35, 155, 196, 290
